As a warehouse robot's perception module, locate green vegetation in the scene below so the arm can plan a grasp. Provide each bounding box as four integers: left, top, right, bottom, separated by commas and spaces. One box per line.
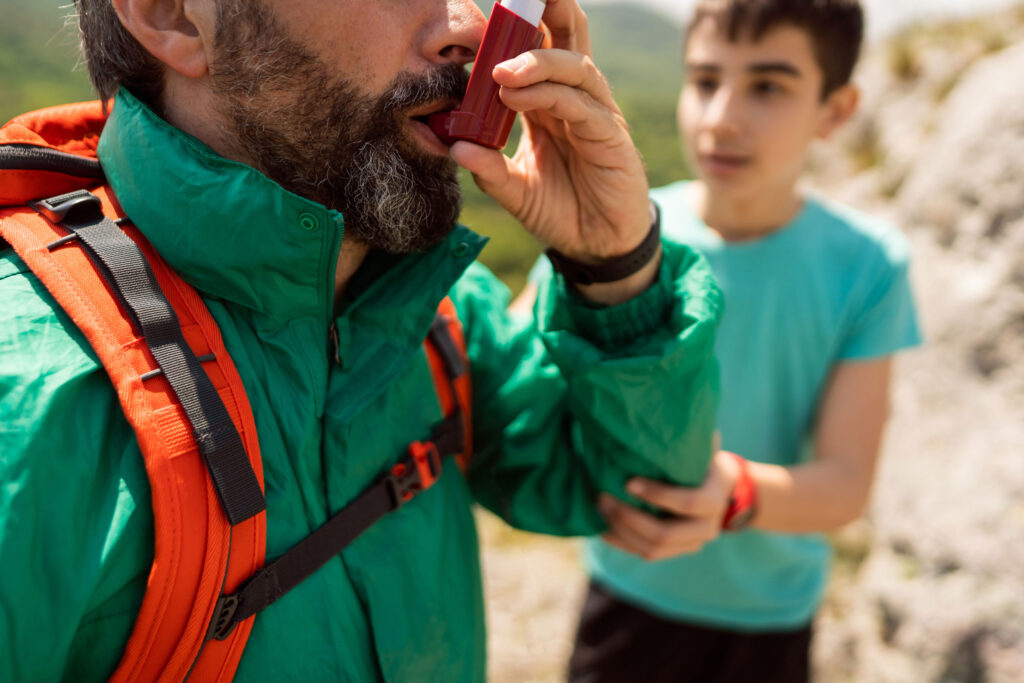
888, 5, 1021, 92
2, 1, 691, 291
884, 30, 924, 82
0, 2, 92, 120
845, 119, 885, 172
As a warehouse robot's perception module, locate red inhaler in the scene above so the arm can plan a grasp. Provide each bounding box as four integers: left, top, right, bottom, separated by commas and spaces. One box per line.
429, 0, 546, 150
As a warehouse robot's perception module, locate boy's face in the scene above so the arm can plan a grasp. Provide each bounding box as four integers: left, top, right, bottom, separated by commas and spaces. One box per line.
679, 19, 857, 200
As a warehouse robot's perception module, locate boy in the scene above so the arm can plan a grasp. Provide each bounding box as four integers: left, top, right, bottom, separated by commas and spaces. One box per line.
560, 1, 921, 681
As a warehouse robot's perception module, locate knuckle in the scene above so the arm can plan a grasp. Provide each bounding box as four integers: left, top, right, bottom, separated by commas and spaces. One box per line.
651, 527, 670, 546
675, 495, 697, 515
576, 11, 589, 32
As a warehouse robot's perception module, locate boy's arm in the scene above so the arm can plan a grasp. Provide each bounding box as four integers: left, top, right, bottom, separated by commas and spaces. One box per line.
600, 357, 891, 560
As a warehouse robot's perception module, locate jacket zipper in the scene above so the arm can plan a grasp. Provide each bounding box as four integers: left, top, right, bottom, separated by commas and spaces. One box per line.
328, 321, 341, 367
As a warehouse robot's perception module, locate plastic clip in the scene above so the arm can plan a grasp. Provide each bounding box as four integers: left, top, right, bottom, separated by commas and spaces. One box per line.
385, 442, 442, 510
31, 189, 103, 225
206, 594, 241, 641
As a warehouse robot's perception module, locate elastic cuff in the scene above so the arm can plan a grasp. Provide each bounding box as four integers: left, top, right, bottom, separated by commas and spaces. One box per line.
536, 241, 674, 352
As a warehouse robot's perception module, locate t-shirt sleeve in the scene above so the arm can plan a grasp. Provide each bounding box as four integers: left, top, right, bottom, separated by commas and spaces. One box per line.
838, 240, 923, 360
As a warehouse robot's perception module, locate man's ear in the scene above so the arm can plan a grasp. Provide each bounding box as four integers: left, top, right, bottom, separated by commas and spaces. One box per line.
111, 0, 215, 79
816, 83, 860, 140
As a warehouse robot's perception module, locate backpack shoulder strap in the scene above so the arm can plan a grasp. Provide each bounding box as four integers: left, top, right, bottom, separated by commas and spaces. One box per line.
0, 101, 107, 205
424, 296, 472, 471
0, 185, 266, 683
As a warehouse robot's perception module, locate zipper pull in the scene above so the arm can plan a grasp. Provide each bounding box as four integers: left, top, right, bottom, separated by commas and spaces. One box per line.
328, 322, 341, 366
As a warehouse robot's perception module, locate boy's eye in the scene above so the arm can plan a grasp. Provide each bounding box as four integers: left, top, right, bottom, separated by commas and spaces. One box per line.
752, 80, 784, 97
692, 77, 719, 94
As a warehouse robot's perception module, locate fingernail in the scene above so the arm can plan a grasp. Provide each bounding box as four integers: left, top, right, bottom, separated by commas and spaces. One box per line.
499, 54, 528, 73
627, 480, 644, 496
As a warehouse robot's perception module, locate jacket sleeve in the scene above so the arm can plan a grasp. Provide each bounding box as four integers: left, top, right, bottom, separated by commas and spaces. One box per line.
0, 260, 151, 682
452, 239, 722, 536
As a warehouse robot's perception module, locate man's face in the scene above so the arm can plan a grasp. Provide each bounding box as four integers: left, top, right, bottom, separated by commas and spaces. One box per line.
679, 20, 842, 201
208, 0, 484, 253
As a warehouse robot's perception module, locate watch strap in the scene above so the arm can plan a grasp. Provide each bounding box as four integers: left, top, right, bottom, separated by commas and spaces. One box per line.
545, 201, 661, 285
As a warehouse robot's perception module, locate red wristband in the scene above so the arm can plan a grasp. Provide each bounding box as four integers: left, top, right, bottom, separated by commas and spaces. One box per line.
721, 451, 758, 531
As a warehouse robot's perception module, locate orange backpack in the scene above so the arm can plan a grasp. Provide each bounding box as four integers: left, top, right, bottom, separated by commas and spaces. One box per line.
0, 102, 472, 682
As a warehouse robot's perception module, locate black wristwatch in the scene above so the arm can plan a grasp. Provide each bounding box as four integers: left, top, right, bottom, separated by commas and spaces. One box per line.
545, 201, 661, 285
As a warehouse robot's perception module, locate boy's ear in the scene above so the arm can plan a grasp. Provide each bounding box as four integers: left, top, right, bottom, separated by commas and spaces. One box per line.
816, 83, 860, 140
111, 0, 216, 79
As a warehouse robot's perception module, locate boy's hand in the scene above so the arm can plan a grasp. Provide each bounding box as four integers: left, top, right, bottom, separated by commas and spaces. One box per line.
599, 451, 740, 561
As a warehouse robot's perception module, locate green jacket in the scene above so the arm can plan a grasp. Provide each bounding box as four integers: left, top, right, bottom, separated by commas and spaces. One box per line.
0, 90, 721, 682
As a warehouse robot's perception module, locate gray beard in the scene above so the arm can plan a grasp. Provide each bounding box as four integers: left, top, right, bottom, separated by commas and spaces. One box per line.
339, 124, 464, 254
209, 1, 467, 253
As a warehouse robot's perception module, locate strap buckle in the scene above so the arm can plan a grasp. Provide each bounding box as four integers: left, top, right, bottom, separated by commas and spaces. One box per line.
205, 594, 240, 641
31, 189, 103, 225
385, 441, 442, 510
409, 440, 442, 489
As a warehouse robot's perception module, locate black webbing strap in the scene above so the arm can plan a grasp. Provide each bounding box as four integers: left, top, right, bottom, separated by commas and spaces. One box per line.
207, 414, 464, 641
206, 316, 469, 641
35, 189, 265, 526
428, 313, 467, 380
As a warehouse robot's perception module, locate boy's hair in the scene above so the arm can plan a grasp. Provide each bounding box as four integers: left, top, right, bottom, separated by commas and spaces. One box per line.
686, 0, 864, 98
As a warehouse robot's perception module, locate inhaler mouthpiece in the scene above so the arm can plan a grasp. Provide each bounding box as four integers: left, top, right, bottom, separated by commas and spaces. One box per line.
428, 0, 546, 150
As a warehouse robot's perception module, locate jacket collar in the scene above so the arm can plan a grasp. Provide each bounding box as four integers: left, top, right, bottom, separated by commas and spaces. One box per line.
96, 89, 485, 325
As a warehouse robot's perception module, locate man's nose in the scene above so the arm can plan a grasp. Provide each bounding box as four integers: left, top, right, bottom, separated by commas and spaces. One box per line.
426, 0, 488, 67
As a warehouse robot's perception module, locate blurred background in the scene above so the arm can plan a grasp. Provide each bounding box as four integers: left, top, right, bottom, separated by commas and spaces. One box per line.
4, 1, 1022, 681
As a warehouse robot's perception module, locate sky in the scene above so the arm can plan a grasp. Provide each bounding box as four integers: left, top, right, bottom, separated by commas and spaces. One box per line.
583, 0, 1023, 39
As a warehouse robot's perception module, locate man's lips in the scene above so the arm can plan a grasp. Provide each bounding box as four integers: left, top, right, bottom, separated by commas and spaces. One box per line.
406, 99, 461, 153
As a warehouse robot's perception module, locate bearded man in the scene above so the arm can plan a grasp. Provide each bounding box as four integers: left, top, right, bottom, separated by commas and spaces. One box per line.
0, 0, 721, 680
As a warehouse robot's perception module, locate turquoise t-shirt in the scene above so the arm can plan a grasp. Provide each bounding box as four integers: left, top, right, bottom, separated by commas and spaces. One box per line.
577, 181, 922, 630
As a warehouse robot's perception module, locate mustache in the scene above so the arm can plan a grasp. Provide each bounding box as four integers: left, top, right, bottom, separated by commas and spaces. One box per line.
382, 63, 470, 115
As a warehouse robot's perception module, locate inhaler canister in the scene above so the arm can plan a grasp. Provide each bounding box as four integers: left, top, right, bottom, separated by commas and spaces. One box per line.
429, 0, 546, 150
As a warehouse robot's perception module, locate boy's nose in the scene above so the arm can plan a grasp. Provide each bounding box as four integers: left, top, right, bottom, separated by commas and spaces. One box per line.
426, 0, 488, 67
704, 88, 744, 137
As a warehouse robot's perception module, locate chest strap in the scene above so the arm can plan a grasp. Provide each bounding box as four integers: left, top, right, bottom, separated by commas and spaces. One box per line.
207, 316, 470, 641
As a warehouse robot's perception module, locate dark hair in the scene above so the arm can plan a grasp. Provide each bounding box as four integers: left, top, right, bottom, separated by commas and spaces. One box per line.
685, 0, 864, 98
72, 0, 254, 110
72, 0, 165, 108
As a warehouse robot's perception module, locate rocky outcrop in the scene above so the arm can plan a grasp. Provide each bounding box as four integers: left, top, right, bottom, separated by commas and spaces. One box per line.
814, 22, 1024, 683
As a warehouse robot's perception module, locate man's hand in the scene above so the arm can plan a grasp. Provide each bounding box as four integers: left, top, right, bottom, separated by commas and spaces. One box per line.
599, 450, 740, 561
451, 0, 652, 291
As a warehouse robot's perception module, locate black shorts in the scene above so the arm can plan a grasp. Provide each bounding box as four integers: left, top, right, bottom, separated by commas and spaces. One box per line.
568, 581, 813, 683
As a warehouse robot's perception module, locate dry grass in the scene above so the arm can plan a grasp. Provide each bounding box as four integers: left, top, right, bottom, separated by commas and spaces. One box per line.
477, 509, 586, 683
